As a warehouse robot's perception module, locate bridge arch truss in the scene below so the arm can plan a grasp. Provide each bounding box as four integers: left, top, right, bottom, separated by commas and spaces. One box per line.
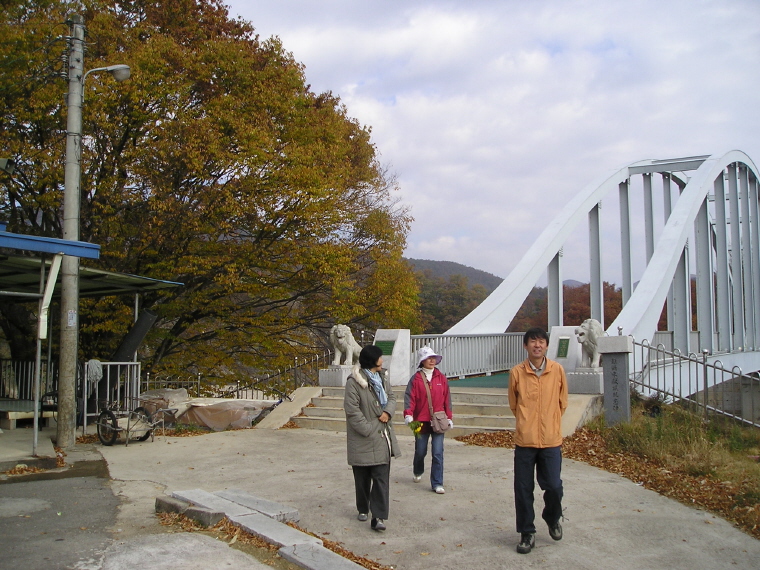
448, 150, 760, 358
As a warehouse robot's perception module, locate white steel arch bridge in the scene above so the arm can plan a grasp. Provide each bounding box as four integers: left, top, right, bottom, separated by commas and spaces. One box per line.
445, 150, 760, 376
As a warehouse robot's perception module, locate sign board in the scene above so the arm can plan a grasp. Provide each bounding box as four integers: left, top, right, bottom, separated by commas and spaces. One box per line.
374, 340, 395, 356
556, 337, 570, 358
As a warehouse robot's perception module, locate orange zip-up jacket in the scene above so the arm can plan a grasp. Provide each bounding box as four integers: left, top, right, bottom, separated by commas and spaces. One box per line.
508, 358, 568, 448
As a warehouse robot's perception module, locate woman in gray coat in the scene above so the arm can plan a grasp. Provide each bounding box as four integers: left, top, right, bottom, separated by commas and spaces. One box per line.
344, 345, 401, 531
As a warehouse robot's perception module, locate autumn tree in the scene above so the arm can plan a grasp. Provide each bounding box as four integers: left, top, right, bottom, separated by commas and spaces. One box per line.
507, 286, 548, 332
507, 281, 624, 332
0, 0, 419, 382
564, 281, 623, 329
416, 269, 489, 333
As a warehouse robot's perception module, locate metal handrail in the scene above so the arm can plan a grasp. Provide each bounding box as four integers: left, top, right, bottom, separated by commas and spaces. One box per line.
631, 339, 760, 429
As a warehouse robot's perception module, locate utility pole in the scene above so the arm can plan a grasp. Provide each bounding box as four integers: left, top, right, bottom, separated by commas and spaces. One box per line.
57, 13, 86, 448
57, 15, 130, 448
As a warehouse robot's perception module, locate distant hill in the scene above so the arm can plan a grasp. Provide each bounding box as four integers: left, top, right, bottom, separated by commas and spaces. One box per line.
406, 258, 504, 293
406, 258, 589, 293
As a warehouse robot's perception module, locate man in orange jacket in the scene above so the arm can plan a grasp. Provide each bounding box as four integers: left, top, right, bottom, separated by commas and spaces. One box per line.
508, 327, 568, 554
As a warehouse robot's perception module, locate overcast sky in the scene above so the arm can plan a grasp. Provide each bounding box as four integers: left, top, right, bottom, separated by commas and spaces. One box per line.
224, 0, 760, 284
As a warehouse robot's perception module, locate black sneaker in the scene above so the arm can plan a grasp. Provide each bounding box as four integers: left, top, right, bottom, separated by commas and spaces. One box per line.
516, 533, 535, 554
371, 518, 386, 531
549, 520, 562, 541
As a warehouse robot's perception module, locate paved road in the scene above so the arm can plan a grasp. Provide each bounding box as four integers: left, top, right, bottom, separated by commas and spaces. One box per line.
100, 427, 760, 570
0, 460, 119, 570
3, 426, 759, 569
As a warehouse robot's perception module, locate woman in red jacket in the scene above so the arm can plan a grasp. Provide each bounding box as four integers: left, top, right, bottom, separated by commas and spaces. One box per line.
403, 346, 453, 494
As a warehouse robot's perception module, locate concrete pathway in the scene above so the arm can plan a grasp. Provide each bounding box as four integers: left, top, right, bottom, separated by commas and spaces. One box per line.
98, 427, 759, 570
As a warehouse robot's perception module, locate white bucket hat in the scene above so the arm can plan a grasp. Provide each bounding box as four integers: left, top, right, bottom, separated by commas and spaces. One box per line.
417, 346, 442, 367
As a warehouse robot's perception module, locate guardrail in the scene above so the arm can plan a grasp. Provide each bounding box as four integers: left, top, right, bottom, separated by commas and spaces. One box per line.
410, 333, 524, 378
631, 340, 760, 428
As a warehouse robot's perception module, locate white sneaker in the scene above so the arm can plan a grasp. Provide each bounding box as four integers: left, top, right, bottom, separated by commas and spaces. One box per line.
434, 486, 445, 494
413, 475, 422, 483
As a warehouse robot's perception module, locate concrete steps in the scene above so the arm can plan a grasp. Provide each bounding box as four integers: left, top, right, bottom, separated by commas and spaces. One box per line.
291, 386, 514, 437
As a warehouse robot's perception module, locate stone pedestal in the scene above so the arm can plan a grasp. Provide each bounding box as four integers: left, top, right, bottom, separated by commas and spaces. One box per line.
318, 365, 352, 387
568, 367, 603, 394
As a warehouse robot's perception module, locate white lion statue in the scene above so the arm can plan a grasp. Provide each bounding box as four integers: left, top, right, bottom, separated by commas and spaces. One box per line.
330, 324, 362, 366
575, 318, 604, 368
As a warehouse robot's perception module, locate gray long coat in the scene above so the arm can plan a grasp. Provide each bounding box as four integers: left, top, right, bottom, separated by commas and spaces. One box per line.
344, 367, 401, 466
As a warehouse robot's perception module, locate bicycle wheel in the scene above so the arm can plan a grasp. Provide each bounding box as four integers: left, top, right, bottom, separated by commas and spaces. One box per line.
132, 406, 152, 442
97, 409, 118, 446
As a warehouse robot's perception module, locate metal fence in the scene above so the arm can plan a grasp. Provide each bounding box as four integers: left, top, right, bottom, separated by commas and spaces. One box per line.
0, 359, 57, 400
225, 352, 332, 400
410, 333, 524, 378
81, 361, 142, 427
0, 358, 141, 432
631, 340, 760, 428
141, 372, 202, 397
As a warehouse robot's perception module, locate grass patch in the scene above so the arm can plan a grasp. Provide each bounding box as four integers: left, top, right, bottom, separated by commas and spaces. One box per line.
603, 398, 760, 482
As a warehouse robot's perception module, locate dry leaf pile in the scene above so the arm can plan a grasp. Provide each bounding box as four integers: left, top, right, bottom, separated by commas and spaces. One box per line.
157, 512, 392, 570
2, 464, 44, 476
457, 427, 760, 539
76, 434, 99, 444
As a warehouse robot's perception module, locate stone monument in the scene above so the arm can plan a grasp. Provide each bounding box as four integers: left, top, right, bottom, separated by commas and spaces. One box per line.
597, 334, 634, 425
373, 329, 411, 386
547, 325, 582, 374
318, 324, 362, 387
568, 318, 604, 394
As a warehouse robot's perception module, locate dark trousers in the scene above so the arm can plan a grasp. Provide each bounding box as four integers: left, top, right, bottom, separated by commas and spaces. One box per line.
514, 445, 563, 534
352, 464, 390, 519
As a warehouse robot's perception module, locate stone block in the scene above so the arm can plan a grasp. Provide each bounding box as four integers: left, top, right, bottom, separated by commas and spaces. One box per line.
568, 368, 603, 394
171, 489, 255, 517
184, 506, 225, 528
279, 543, 365, 570
227, 511, 322, 548
214, 489, 299, 522
319, 366, 352, 387
597, 335, 634, 354
155, 495, 189, 514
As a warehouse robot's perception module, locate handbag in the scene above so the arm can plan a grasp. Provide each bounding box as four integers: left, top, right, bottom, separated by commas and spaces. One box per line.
423, 375, 450, 433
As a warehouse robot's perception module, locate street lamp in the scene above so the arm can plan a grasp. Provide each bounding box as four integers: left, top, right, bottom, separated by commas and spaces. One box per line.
57, 14, 130, 448
84, 64, 131, 86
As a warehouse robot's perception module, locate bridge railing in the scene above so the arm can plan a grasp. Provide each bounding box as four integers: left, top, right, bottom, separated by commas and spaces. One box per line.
631, 340, 759, 428
410, 333, 524, 378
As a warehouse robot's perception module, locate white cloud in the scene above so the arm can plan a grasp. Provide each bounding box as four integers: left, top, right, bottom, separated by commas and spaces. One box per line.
226, 0, 760, 284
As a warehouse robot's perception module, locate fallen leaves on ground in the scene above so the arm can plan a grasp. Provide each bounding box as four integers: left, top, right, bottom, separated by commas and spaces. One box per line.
456, 428, 760, 539
54, 446, 66, 468
2, 464, 44, 476
76, 434, 99, 444
280, 421, 301, 429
